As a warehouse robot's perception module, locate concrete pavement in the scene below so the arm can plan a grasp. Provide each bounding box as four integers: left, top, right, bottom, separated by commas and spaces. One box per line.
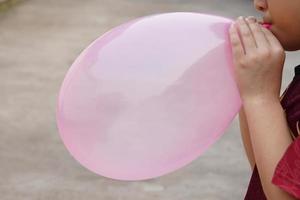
1, 0, 299, 199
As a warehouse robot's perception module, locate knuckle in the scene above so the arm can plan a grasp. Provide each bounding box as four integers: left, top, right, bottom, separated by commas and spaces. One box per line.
273, 48, 284, 55
258, 49, 271, 58
242, 30, 252, 37
247, 17, 257, 23
231, 38, 240, 46
251, 25, 261, 33
237, 58, 247, 67
248, 54, 259, 62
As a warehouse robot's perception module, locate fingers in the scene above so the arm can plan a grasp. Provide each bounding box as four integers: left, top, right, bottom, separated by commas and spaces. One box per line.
236, 16, 257, 53
246, 17, 270, 48
260, 27, 283, 49
229, 16, 282, 60
229, 22, 245, 58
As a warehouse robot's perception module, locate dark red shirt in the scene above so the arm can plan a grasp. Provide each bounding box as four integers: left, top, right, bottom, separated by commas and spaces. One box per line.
244, 65, 300, 200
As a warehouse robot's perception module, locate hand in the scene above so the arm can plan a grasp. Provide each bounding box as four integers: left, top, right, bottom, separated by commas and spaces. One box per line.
229, 16, 286, 103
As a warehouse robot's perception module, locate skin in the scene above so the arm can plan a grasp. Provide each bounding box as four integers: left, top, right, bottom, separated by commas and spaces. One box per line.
253, 0, 300, 51
229, 0, 300, 199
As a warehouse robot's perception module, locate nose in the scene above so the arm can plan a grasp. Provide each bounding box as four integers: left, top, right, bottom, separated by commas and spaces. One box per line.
253, 0, 268, 12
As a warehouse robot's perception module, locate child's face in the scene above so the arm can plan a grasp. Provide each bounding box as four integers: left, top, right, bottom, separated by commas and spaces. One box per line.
253, 0, 300, 51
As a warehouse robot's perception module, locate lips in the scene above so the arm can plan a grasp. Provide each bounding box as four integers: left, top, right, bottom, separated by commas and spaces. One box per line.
262, 23, 272, 29
260, 16, 273, 29
258, 19, 272, 29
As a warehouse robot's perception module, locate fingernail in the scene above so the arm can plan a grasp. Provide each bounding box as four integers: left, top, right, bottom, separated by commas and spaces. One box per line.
247, 16, 256, 20
246, 16, 256, 22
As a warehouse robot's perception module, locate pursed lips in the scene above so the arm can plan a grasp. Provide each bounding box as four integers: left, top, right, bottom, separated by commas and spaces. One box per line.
258, 18, 272, 29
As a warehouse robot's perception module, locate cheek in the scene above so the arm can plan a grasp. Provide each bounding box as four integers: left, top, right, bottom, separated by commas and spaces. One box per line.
271, 5, 300, 50
278, 34, 300, 51
283, 30, 300, 51
271, 22, 300, 51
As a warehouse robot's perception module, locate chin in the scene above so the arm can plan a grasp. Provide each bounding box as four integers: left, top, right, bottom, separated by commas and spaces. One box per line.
274, 34, 298, 51
270, 26, 300, 51
273, 30, 300, 51
282, 42, 300, 51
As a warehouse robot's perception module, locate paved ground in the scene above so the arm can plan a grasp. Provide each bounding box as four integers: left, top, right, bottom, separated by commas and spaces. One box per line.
1, 0, 299, 199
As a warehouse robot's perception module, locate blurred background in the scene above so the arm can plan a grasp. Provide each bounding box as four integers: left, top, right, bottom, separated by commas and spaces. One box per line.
1, 0, 299, 199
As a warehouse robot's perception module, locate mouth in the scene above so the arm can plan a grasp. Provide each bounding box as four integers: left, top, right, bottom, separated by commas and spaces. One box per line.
262, 23, 272, 29
258, 20, 272, 29
258, 17, 273, 29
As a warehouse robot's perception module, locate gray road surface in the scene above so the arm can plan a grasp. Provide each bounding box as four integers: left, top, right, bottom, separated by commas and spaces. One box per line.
1, 0, 299, 199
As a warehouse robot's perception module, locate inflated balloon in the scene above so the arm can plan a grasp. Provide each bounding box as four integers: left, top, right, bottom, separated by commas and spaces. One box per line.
57, 12, 242, 181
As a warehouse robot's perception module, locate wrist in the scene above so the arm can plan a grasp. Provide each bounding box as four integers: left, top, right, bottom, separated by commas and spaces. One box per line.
242, 95, 281, 109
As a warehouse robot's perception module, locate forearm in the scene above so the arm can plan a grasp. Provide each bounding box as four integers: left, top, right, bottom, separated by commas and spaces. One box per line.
239, 106, 255, 170
243, 98, 295, 200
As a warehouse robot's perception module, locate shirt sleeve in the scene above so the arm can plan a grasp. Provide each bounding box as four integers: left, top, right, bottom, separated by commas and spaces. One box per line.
272, 130, 300, 198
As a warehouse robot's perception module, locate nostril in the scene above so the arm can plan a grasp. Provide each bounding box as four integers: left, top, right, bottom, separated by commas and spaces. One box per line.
254, 0, 268, 12
255, 4, 265, 12
259, 7, 266, 12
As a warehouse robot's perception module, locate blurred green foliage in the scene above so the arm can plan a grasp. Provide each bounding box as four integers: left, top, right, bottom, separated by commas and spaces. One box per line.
0, 0, 22, 13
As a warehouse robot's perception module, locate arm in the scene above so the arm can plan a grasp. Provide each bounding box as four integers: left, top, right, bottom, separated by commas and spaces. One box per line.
244, 98, 295, 200
239, 106, 255, 170
229, 16, 297, 199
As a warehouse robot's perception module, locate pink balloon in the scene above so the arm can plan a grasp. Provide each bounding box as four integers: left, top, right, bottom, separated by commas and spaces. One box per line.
57, 12, 242, 181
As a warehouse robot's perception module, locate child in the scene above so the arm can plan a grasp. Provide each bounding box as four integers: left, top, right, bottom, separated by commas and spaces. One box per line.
229, 0, 300, 199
